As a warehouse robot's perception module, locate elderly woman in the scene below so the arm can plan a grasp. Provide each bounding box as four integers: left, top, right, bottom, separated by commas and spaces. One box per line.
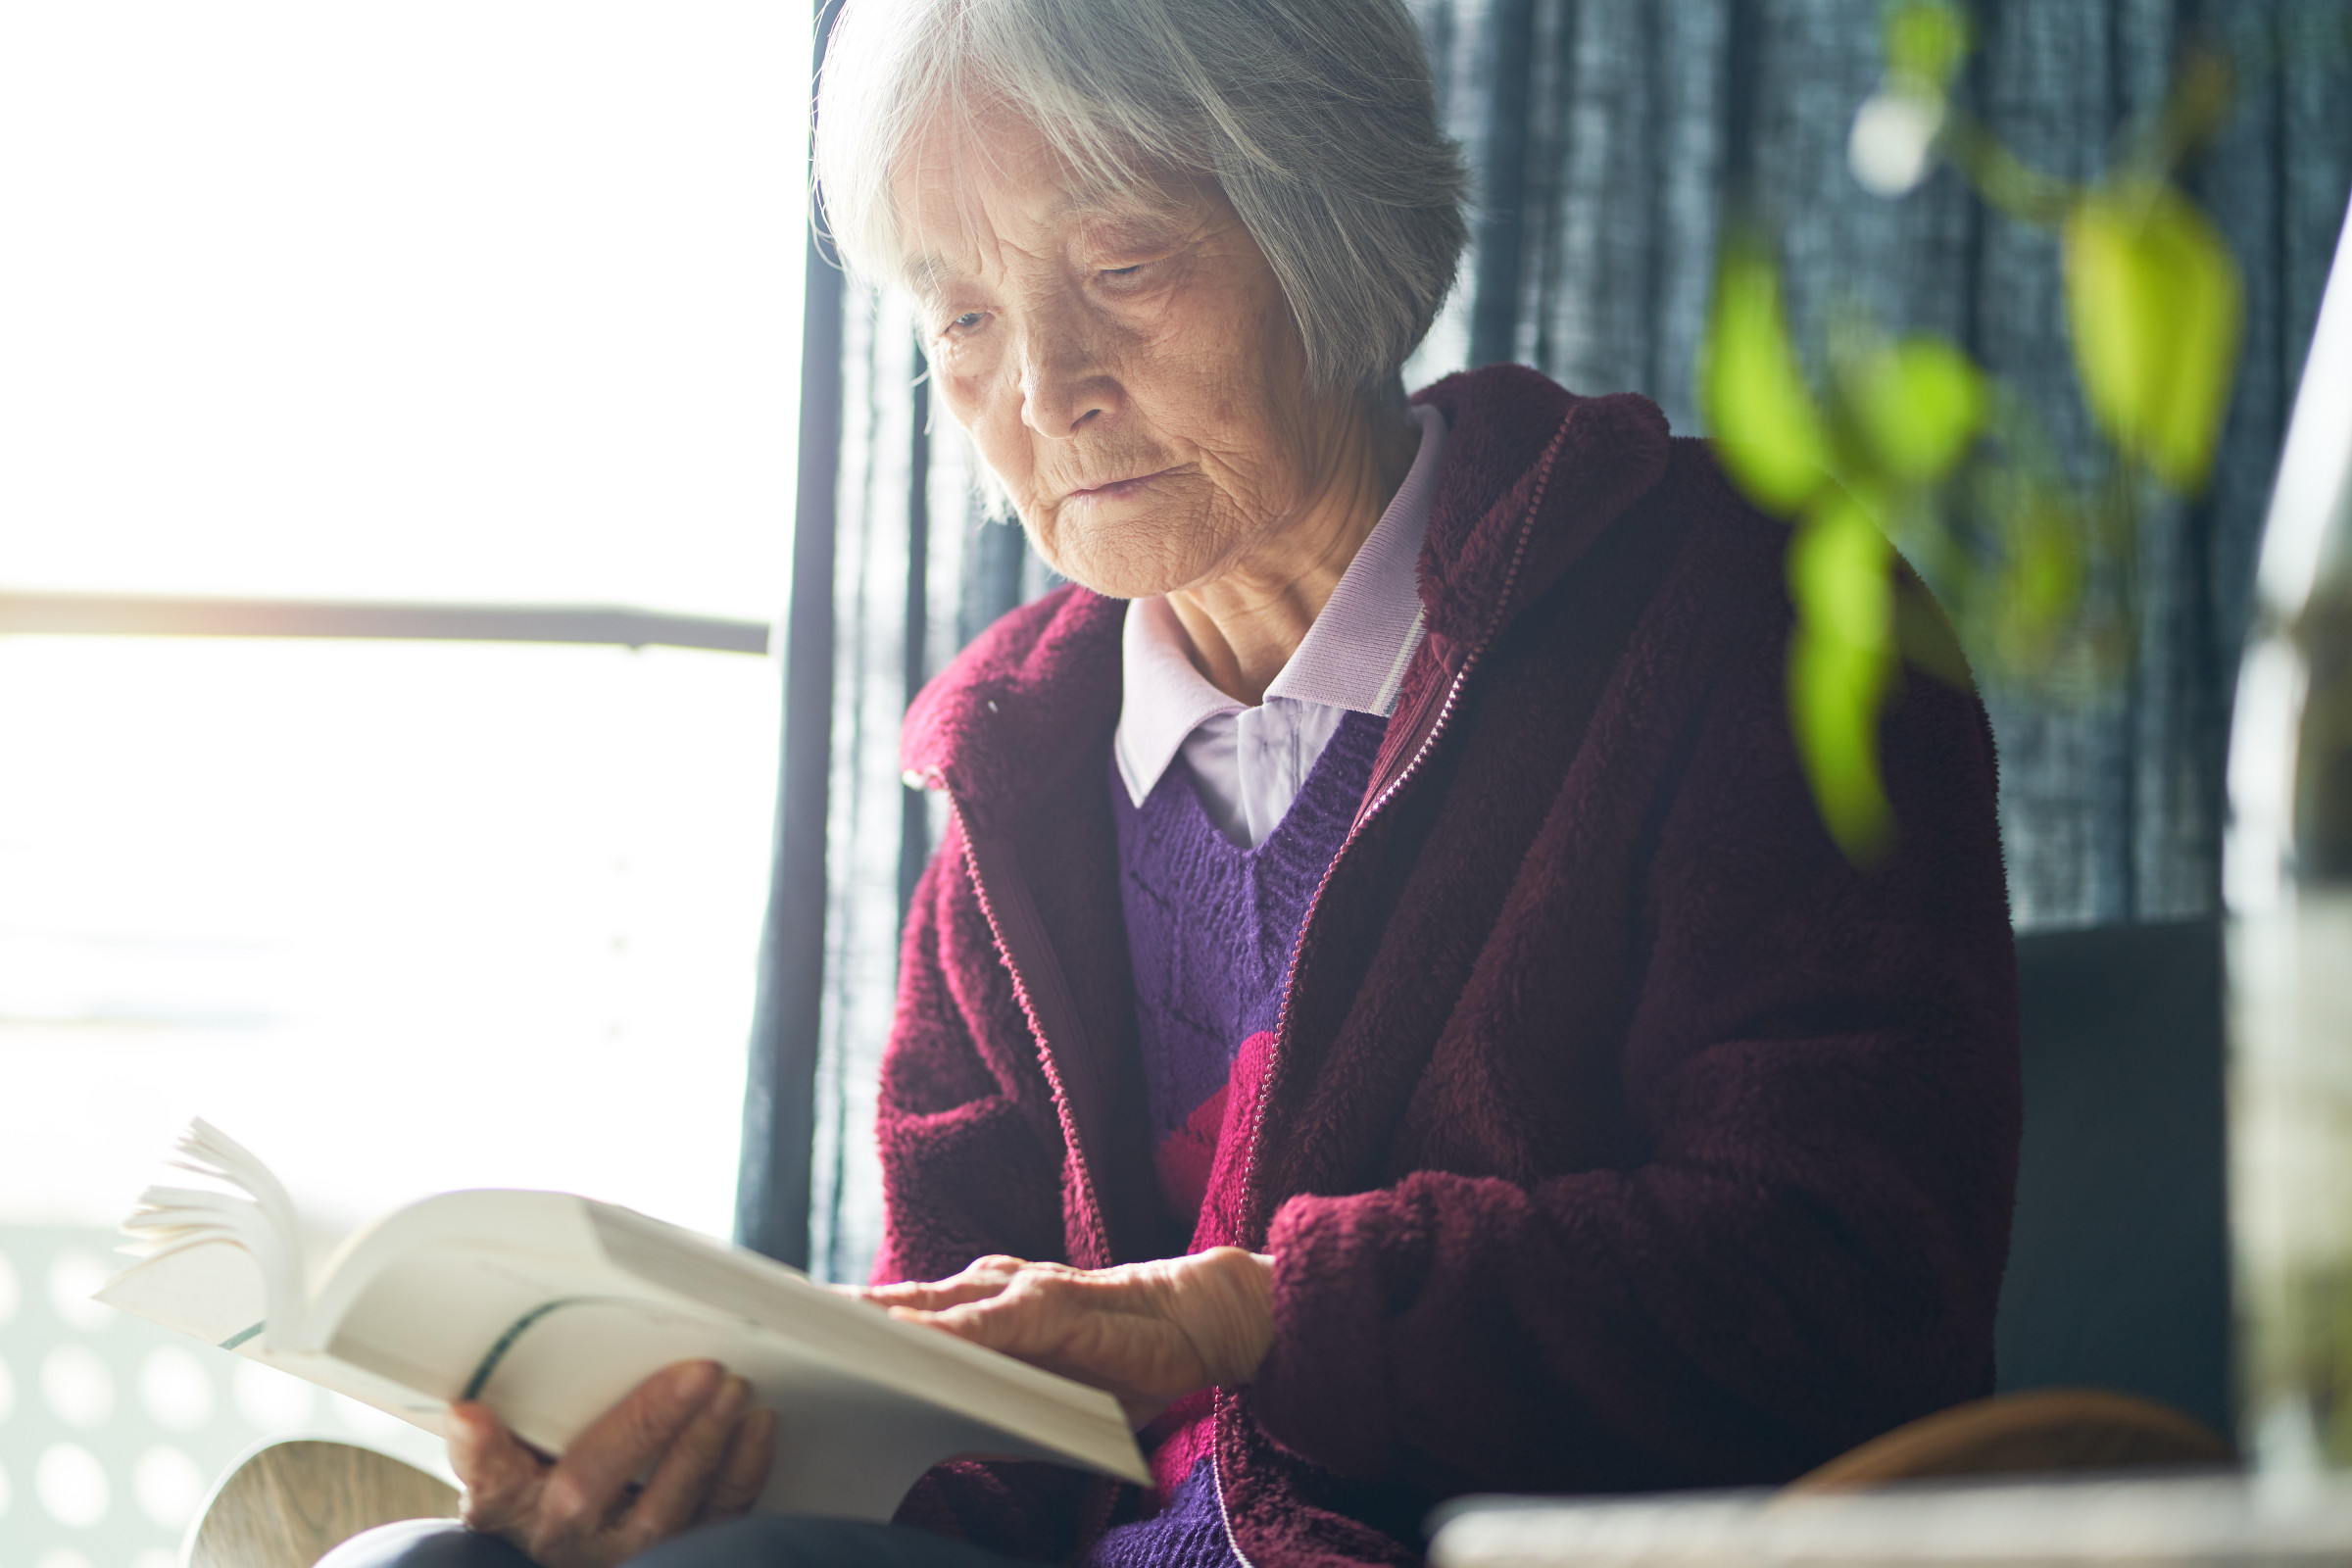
333, 0, 2017, 1565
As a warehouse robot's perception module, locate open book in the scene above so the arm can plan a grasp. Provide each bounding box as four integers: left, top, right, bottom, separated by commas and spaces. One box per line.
96, 1122, 1149, 1521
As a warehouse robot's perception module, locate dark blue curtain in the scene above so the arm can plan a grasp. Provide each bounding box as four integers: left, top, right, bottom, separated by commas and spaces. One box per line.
741, 0, 2352, 1277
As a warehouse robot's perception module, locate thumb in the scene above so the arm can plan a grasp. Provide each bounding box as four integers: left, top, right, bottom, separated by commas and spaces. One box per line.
448, 1401, 544, 1526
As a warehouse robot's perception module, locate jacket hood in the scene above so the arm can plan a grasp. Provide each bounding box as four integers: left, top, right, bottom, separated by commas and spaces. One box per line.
902, 364, 1673, 831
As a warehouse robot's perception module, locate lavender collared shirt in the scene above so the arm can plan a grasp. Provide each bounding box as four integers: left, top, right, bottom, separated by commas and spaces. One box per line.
1113, 404, 1446, 849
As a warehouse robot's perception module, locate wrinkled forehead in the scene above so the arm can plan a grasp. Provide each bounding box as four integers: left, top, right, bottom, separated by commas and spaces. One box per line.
890, 101, 1201, 295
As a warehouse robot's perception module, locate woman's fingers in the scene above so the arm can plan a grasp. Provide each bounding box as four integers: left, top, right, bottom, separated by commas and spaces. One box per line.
894, 1268, 1111, 1363
619, 1374, 752, 1551
699, 1406, 778, 1525
888, 1251, 1278, 1427
446, 1400, 514, 1487
863, 1253, 1043, 1311
444, 1362, 774, 1568
448, 1401, 555, 1536
532, 1360, 722, 1559
567, 1361, 722, 1493
865, 1277, 1011, 1311
895, 1282, 1187, 1429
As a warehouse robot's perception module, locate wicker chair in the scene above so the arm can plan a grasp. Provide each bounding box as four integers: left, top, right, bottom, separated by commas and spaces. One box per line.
184, 1438, 458, 1568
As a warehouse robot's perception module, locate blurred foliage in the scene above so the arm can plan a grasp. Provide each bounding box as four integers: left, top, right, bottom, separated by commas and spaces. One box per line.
1701, 0, 2247, 863
1883, 1, 1971, 89
2065, 181, 2242, 491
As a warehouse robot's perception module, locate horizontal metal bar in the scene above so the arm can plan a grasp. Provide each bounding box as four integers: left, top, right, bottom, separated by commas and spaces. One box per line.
0, 591, 770, 655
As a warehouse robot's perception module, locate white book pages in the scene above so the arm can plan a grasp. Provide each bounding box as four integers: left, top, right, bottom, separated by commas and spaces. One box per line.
96, 1121, 1149, 1521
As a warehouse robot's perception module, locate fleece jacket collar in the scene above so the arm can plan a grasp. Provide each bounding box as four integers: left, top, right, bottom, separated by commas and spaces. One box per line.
902, 364, 1673, 835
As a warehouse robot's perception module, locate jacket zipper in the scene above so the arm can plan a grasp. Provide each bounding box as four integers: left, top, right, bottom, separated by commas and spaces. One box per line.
940, 776, 1131, 1558
940, 784, 1115, 1270
1207, 410, 1573, 1568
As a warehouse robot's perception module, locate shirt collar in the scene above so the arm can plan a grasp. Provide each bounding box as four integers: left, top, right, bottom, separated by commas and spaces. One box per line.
1113, 403, 1446, 808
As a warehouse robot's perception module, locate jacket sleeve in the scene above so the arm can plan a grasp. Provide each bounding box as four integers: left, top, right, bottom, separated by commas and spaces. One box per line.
1245, 580, 2022, 1495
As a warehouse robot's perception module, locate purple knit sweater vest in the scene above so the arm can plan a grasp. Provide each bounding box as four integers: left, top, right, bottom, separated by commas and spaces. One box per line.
1086, 709, 1386, 1568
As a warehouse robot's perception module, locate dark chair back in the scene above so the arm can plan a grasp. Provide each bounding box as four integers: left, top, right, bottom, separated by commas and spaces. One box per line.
1993, 917, 2232, 1439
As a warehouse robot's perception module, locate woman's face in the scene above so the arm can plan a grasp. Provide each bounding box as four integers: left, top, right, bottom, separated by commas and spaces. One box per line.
896, 113, 1355, 599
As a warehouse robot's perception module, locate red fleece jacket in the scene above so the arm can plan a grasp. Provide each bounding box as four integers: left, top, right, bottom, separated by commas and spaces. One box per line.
880, 365, 2020, 1567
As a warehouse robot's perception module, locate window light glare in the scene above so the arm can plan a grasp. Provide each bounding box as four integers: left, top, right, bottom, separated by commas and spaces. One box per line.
45, 1252, 113, 1335
131, 1446, 206, 1531
39, 1346, 114, 1430
231, 1359, 317, 1432
34, 1443, 109, 1529
0, 3, 802, 616
137, 1347, 215, 1432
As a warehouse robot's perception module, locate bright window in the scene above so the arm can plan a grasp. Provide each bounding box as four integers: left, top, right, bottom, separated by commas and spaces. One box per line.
0, 6, 806, 1560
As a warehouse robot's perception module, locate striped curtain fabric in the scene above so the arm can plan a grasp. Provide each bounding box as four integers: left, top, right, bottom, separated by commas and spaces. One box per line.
744, 0, 2352, 1281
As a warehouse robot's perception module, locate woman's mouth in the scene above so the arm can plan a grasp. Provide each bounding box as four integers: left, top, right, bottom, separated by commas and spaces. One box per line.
1067, 467, 1175, 502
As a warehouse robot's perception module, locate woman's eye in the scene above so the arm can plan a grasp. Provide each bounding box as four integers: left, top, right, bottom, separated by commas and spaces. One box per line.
945, 311, 987, 335
1101, 265, 1143, 278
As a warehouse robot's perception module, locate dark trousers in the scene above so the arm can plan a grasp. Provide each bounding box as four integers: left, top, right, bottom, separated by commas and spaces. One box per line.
319, 1517, 1030, 1568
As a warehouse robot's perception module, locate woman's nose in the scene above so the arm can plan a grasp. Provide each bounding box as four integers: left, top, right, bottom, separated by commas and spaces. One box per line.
1015, 316, 1116, 437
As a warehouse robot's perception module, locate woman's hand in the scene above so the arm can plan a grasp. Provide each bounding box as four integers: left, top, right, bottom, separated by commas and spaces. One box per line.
864, 1247, 1276, 1427
447, 1359, 776, 1568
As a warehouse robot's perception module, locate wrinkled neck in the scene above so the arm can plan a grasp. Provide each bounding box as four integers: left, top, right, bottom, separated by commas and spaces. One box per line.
1167, 408, 1418, 706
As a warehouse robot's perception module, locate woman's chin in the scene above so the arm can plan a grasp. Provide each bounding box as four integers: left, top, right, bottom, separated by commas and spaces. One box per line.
1018, 512, 1231, 603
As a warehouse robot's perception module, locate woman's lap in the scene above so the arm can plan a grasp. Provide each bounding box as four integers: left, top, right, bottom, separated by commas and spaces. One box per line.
318, 1516, 1029, 1568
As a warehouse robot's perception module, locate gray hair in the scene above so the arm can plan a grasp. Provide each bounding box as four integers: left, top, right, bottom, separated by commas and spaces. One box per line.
813, 0, 1469, 404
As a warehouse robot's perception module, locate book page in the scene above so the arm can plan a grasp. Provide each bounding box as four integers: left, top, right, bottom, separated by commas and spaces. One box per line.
473, 1298, 1080, 1520
95, 1242, 459, 1438
95, 1240, 265, 1346
106, 1174, 1148, 1522
588, 1203, 1144, 1477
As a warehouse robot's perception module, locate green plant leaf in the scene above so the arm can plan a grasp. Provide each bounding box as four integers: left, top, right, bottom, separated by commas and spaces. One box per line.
1982, 477, 2092, 675
1701, 234, 1833, 514
1847, 335, 1988, 483
1883, 1, 1972, 92
2008, 487, 2082, 626
2062, 180, 2244, 493
1787, 492, 1895, 862
1894, 574, 1975, 690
